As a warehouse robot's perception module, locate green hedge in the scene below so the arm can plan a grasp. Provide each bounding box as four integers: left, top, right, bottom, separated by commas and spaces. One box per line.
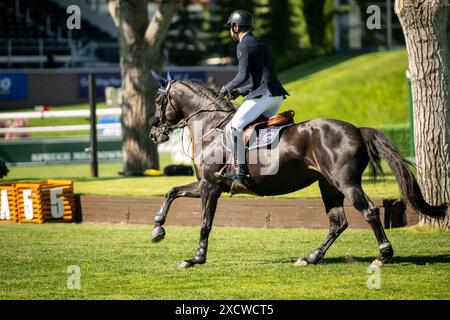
377, 124, 411, 157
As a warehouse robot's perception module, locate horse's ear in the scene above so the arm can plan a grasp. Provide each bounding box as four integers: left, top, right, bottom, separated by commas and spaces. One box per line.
151, 69, 167, 88
166, 71, 173, 81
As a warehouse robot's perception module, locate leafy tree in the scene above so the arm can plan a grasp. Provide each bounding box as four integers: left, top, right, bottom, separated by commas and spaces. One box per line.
257, 0, 296, 60
164, 4, 206, 66
302, 0, 327, 49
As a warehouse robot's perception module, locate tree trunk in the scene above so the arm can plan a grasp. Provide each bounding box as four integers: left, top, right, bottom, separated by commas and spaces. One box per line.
395, 0, 450, 229
108, 0, 181, 175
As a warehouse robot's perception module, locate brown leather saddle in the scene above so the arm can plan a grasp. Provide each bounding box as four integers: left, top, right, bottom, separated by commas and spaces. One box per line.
243, 110, 295, 145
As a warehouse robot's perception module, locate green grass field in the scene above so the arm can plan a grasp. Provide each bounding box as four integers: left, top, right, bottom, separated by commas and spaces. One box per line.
0, 223, 448, 299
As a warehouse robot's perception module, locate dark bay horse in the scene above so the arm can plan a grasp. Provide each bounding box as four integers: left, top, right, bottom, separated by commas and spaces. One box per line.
148, 75, 446, 269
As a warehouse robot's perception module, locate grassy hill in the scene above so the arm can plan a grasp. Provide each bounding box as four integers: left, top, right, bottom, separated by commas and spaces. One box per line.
278, 50, 410, 127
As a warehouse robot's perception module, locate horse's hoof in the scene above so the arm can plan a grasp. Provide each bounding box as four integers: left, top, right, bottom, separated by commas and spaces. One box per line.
178, 260, 195, 269
369, 259, 383, 268
294, 258, 310, 267
151, 226, 166, 243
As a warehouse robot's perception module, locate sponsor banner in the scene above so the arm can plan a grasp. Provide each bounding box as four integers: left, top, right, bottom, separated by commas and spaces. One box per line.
0, 73, 28, 100
78, 73, 121, 99
0, 137, 122, 164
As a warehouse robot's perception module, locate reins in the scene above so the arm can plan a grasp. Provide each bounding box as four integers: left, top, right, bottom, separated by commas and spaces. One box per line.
159, 82, 234, 131
179, 109, 234, 161
171, 92, 234, 130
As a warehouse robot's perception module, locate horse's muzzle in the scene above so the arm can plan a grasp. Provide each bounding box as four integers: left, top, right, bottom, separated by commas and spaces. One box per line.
149, 116, 167, 143
149, 126, 169, 144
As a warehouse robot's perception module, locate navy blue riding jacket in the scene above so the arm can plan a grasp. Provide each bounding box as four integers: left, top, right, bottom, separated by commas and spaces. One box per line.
225, 32, 289, 99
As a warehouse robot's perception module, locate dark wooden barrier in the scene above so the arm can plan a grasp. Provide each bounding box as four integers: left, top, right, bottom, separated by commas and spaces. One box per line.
78, 195, 420, 229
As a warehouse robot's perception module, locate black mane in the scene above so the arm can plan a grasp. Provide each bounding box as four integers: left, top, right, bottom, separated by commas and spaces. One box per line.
179, 80, 236, 111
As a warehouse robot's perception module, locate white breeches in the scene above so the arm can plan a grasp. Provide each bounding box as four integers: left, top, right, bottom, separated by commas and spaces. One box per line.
230, 91, 284, 131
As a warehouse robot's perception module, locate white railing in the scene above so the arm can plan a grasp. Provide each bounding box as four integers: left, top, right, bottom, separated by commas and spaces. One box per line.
0, 105, 192, 164
0, 108, 121, 135
0, 123, 121, 134
0, 108, 121, 120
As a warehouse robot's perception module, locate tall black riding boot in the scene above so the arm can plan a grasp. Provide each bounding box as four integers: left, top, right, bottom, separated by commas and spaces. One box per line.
223, 128, 249, 184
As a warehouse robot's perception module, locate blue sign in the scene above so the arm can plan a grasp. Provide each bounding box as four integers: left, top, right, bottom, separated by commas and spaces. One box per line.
78, 71, 207, 99
0, 73, 28, 100
78, 73, 121, 98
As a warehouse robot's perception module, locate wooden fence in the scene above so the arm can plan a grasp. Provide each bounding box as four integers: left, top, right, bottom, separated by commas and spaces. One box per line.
78, 195, 420, 229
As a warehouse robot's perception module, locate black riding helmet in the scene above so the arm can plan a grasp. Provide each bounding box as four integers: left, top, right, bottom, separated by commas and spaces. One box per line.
225, 10, 254, 28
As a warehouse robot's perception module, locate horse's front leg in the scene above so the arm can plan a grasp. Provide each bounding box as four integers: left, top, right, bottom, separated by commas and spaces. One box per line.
152, 181, 200, 243
179, 181, 222, 268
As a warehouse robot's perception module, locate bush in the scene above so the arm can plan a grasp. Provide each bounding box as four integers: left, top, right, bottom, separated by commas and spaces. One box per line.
377, 124, 411, 157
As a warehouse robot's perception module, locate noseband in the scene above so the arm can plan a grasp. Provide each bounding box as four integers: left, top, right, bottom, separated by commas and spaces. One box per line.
154, 81, 183, 136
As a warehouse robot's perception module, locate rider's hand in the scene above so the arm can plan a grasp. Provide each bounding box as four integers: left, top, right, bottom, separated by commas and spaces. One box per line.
229, 89, 241, 100
219, 86, 228, 97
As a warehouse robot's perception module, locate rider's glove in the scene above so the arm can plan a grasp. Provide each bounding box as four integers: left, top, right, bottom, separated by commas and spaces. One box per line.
229, 89, 241, 100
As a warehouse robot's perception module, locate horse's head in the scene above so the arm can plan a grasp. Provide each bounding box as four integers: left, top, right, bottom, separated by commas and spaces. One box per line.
149, 71, 185, 144
149, 71, 232, 144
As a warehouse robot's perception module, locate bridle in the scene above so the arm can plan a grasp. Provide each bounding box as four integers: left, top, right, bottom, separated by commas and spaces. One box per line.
152, 80, 235, 136
154, 81, 182, 136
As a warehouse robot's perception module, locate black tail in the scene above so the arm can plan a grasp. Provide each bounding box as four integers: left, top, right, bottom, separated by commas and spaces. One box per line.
359, 127, 447, 218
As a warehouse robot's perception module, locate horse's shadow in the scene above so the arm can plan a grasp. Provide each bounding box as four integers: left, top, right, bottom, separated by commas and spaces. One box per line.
253, 254, 450, 266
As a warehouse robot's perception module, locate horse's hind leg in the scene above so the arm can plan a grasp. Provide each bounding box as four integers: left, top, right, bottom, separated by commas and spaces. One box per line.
342, 184, 394, 267
295, 179, 348, 266
152, 181, 200, 243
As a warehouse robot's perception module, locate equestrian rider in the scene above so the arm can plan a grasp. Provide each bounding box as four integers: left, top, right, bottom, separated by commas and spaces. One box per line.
218, 10, 289, 188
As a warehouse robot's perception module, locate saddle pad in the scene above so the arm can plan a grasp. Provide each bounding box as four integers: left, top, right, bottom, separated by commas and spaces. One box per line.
221, 122, 294, 151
